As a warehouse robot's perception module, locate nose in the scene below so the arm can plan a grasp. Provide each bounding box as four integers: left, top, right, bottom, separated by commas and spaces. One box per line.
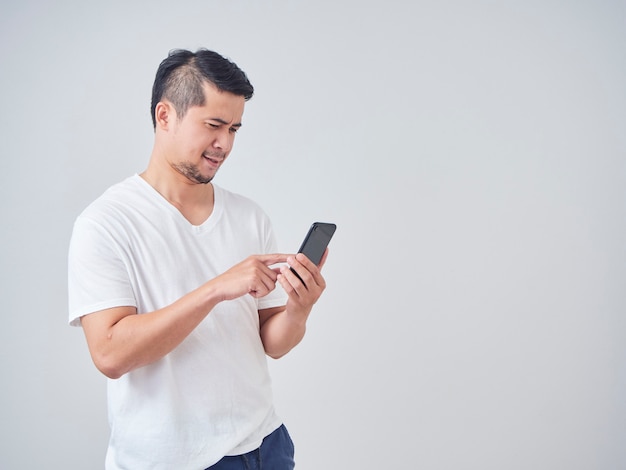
213, 128, 234, 153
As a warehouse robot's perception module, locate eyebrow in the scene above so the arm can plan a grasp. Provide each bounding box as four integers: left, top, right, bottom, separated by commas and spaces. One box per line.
209, 118, 242, 128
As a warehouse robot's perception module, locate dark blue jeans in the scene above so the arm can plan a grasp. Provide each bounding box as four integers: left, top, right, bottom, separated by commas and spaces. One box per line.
206, 424, 295, 470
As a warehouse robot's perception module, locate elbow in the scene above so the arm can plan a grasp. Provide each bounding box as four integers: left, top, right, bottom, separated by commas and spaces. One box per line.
266, 350, 288, 360
261, 337, 291, 360
99, 366, 125, 380
264, 343, 297, 360
261, 328, 305, 360
91, 353, 128, 380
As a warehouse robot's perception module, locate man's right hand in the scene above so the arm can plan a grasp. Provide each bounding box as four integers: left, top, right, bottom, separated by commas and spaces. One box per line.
212, 254, 290, 301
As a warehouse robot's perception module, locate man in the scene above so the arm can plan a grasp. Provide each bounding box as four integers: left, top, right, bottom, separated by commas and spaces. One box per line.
68, 48, 328, 469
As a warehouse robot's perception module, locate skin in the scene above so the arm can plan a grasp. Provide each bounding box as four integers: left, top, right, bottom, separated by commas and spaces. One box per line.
81, 82, 327, 379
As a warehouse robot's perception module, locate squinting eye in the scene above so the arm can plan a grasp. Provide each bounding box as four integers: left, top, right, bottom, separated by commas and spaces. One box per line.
229, 127, 239, 134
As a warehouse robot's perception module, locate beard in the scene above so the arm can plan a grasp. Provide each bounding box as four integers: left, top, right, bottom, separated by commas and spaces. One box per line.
172, 161, 214, 185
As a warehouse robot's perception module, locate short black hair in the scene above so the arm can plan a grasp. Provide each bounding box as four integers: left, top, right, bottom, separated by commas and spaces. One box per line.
150, 48, 254, 129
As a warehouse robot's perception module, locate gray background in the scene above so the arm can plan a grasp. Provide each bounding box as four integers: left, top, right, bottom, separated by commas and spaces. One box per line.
1, 0, 625, 468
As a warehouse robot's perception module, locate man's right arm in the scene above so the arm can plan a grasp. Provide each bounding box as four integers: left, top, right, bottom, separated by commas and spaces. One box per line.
80, 254, 288, 379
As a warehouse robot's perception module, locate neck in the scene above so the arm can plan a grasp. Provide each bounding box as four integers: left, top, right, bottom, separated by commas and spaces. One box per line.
140, 158, 215, 225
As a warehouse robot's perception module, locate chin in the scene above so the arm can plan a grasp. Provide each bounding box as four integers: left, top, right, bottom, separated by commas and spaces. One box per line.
194, 175, 214, 185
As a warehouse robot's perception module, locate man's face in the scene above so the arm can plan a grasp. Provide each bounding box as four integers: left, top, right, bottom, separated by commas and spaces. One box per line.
166, 82, 246, 184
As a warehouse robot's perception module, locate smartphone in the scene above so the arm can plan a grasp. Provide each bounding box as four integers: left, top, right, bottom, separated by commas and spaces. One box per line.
290, 222, 337, 284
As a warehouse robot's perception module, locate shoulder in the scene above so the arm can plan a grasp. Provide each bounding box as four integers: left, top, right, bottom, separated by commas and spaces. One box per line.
76, 175, 148, 221
214, 184, 267, 216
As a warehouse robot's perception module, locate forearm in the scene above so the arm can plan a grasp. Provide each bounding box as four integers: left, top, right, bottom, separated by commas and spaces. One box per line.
260, 307, 310, 359
84, 254, 287, 379
84, 282, 221, 379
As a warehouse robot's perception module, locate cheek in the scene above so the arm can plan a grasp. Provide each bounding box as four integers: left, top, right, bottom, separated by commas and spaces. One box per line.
183, 129, 211, 150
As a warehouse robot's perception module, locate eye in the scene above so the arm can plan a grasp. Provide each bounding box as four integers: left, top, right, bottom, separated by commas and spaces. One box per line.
229, 127, 239, 134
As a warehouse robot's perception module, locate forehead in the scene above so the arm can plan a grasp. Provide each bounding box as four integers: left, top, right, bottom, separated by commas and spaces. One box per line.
188, 82, 246, 122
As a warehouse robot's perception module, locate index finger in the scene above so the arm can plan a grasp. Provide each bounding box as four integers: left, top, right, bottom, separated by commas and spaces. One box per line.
256, 253, 291, 266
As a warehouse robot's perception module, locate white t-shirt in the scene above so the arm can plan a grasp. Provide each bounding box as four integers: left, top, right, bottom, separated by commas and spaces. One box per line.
68, 175, 287, 469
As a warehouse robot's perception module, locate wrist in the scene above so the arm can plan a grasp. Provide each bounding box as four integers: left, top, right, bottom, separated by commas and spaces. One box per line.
284, 305, 311, 327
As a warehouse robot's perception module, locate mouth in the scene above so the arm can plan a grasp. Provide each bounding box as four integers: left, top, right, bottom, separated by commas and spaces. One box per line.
202, 152, 224, 166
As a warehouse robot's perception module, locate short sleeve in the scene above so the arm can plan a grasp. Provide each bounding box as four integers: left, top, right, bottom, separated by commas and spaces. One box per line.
67, 216, 137, 327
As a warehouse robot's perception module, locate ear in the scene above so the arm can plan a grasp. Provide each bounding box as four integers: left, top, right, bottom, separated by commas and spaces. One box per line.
154, 102, 173, 130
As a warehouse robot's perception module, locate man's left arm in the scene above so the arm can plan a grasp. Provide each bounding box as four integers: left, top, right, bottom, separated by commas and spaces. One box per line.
259, 251, 328, 359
